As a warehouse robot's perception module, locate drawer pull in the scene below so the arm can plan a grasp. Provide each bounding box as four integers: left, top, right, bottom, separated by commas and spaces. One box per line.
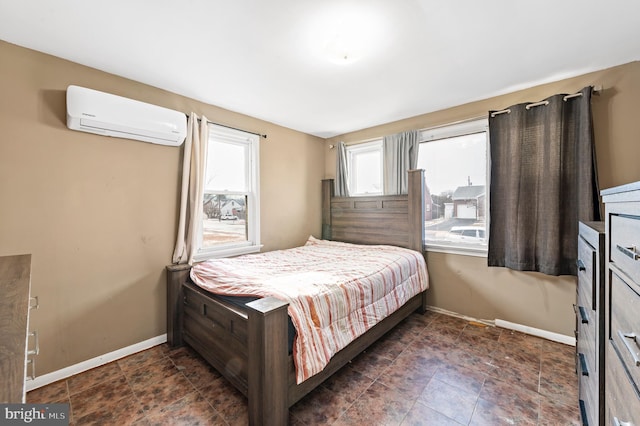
578, 306, 589, 324
26, 357, 36, 381
618, 331, 640, 366
613, 417, 633, 426
577, 259, 586, 272
29, 296, 39, 310
578, 352, 589, 376
27, 330, 40, 356
617, 244, 640, 261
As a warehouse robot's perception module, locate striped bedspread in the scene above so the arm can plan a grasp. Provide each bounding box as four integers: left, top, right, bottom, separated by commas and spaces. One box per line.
190, 236, 429, 383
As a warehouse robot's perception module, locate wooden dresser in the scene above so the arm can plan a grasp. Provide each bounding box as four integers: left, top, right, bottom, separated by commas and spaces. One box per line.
0, 254, 35, 403
577, 221, 605, 426
602, 182, 640, 425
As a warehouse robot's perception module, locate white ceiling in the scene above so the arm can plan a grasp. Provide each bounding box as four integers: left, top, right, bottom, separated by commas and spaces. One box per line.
1, 1, 639, 138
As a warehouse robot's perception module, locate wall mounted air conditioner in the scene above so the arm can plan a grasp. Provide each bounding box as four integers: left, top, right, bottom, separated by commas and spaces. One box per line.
66, 85, 187, 146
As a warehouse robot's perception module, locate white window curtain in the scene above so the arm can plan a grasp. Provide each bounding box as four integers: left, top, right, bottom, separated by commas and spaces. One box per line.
383, 130, 419, 195
172, 113, 209, 265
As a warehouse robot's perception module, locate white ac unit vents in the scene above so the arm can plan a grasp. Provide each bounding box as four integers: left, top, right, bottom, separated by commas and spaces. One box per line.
66, 85, 187, 146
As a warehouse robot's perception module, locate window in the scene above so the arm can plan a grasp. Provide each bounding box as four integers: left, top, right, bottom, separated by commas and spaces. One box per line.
417, 119, 489, 255
342, 119, 489, 256
195, 124, 260, 259
346, 140, 383, 196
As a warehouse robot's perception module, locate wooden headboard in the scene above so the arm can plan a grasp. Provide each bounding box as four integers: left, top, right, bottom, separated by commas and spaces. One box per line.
322, 169, 425, 252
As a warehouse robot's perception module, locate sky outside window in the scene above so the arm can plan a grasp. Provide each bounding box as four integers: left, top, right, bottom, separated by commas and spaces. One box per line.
206, 140, 247, 192
417, 133, 486, 195
353, 150, 381, 194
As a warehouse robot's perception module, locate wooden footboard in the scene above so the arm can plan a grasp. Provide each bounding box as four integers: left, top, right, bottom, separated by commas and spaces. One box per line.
167, 266, 290, 424
167, 265, 426, 425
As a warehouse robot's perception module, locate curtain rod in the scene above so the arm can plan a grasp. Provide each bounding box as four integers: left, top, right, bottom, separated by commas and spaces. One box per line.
490, 85, 602, 118
330, 86, 603, 148
187, 114, 267, 139
329, 115, 488, 149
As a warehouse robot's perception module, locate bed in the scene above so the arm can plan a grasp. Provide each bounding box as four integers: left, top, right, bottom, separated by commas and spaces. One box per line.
166, 169, 427, 425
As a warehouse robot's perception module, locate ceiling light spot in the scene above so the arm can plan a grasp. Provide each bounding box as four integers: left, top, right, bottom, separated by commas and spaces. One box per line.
299, 4, 388, 66
324, 27, 364, 64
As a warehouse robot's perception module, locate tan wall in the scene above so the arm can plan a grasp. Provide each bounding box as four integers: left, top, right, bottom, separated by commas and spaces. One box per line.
0, 41, 325, 375
326, 61, 640, 337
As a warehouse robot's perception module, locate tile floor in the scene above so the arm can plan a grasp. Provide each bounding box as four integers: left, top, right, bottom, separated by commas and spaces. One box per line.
27, 311, 580, 425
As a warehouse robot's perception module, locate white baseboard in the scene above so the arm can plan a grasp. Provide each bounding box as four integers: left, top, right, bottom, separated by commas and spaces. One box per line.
495, 319, 576, 346
26, 334, 167, 392
426, 305, 576, 346
426, 305, 495, 327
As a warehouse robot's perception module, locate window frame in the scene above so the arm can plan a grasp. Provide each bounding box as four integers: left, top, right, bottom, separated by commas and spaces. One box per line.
346, 139, 384, 196
419, 118, 490, 258
194, 124, 261, 260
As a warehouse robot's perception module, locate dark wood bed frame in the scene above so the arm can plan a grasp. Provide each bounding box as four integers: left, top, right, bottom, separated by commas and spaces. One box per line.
166, 169, 426, 425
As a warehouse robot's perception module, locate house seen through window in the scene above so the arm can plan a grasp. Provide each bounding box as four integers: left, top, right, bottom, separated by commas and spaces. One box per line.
417, 119, 489, 255
196, 124, 260, 259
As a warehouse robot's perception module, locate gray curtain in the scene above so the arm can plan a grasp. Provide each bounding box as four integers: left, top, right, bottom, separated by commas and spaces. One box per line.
383, 130, 419, 195
335, 141, 350, 196
488, 86, 600, 276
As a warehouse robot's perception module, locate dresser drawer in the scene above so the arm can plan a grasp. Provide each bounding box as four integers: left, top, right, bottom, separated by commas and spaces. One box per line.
610, 271, 640, 390
578, 235, 596, 309
577, 325, 598, 426
610, 214, 640, 287
576, 291, 593, 329
606, 341, 640, 426
577, 316, 597, 372
576, 305, 601, 426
